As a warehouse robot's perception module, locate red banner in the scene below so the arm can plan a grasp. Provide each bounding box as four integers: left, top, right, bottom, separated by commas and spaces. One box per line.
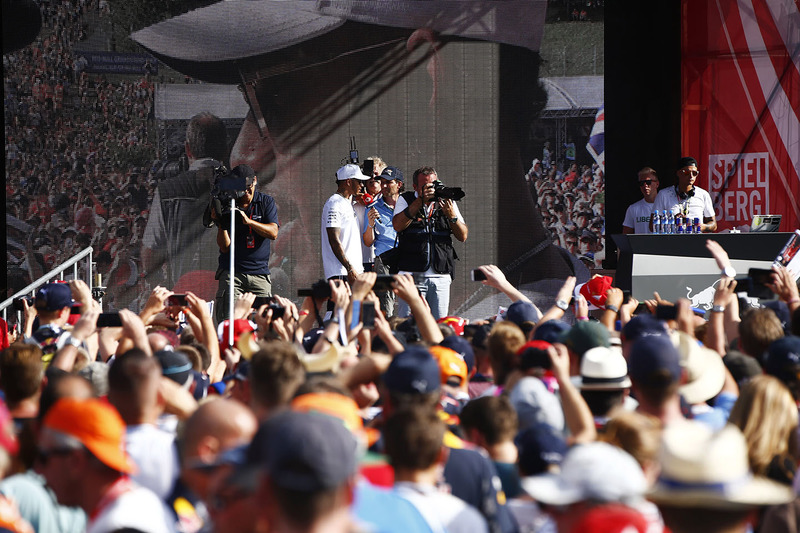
682, 0, 800, 231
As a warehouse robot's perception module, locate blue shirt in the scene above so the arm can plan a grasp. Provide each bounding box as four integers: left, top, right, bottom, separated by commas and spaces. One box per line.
373, 197, 398, 256
218, 191, 279, 275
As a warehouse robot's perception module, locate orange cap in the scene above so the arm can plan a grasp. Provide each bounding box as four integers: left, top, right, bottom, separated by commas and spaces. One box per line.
291, 392, 379, 447
429, 345, 467, 386
43, 398, 136, 474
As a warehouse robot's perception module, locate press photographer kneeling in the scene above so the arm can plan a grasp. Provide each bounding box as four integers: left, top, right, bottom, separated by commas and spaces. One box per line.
392, 166, 468, 320
206, 164, 279, 323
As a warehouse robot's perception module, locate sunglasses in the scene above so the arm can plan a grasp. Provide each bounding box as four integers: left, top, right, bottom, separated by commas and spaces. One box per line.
638, 179, 655, 186
680, 169, 699, 177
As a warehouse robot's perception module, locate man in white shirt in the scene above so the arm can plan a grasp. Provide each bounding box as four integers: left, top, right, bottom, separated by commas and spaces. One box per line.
622, 167, 659, 234
652, 157, 717, 232
321, 164, 371, 283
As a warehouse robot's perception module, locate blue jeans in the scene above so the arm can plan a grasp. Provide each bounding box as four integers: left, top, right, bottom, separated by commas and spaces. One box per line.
397, 274, 451, 321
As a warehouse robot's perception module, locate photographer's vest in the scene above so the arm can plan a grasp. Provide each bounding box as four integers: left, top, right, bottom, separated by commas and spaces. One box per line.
396, 191, 458, 277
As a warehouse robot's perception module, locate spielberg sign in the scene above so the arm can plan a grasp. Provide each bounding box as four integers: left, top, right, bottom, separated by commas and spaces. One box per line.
708, 153, 769, 226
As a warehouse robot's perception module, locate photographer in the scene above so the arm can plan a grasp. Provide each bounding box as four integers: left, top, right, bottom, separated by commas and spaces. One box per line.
392, 166, 468, 320
211, 165, 279, 323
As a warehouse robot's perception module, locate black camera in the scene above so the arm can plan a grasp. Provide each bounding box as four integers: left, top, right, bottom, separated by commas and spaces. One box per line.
204, 165, 253, 228
297, 279, 333, 299
432, 180, 465, 201
12, 296, 33, 312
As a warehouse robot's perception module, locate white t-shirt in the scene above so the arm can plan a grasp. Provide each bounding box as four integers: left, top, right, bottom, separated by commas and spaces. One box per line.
394, 482, 488, 533
393, 194, 464, 277
87, 479, 175, 533
125, 424, 179, 501
321, 193, 364, 279
653, 186, 715, 221
623, 198, 656, 234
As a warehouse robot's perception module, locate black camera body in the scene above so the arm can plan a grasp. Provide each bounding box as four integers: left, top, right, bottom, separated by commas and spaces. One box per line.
432, 180, 465, 201
204, 165, 250, 228
12, 295, 33, 312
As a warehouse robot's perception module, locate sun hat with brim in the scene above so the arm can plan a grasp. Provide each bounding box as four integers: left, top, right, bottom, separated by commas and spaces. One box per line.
573, 346, 631, 390
299, 343, 344, 374
521, 442, 646, 507
43, 398, 136, 474
648, 421, 794, 509
671, 331, 726, 404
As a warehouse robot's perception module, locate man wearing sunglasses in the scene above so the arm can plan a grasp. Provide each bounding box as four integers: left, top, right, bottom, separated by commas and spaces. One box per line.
653, 157, 717, 233
623, 167, 659, 234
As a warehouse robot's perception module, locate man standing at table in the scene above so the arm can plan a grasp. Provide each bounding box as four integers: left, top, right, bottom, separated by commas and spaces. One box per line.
653, 157, 717, 233
623, 167, 659, 234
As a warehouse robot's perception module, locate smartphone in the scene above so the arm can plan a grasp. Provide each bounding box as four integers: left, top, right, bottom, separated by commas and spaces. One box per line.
655, 304, 678, 321
167, 294, 188, 307
373, 274, 395, 292
362, 159, 374, 177
622, 290, 631, 304
361, 302, 376, 328
262, 303, 286, 319
747, 268, 775, 299
96, 312, 122, 328
471, 269, 487, 281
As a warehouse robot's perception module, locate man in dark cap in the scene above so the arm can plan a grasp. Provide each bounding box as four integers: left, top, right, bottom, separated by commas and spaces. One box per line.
210, 164, 279, 323
653, 156, 717, 233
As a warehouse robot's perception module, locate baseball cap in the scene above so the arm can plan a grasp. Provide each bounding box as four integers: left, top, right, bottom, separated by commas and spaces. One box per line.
439, 335, 475, 375
621, 315, 668, 343
574, 346, 631, 390
379, 166, 403, 184
515, 423, 567, 476
429, 345, 467, 386
249, 410, 358, 492
521, 442, 646, 507
337, 163, 370, 182
35, 282, 73, 311
156, 349, 194, 388
559, 321, 610, 358
627, 335, 682, 387
218, 318, 257, 359
437, 316, 466, 336
569, 504, 648, 533
577, 275, 613, 309
291, 391, 380, 447
532, 319, 571, 344
763, 336, 800, 386
470, 323, 493, 350
230, 164, 257, 186
43, 398, 136, 474
516, 340, 552, 371
505, 301, 542, 327
678, 156, 698, 169
509, 377, 565, 432
382, 346, 441, 394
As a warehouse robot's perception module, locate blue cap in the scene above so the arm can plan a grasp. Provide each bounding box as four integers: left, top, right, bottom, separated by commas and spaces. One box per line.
379, 166, 403, 184
382, 346, 440, 394
156, 350, 194, 386
533, 320, 571, 344
621, 315, 668, 343
35, 283, 73, 311
506, 301, 541, 327
515, 423, 567, 476
439, 335, 475, 375
628, 335, 681, 387
764, 336, 800, 385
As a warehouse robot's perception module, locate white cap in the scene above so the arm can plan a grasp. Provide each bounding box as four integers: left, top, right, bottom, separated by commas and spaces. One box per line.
336, 164, 371, 181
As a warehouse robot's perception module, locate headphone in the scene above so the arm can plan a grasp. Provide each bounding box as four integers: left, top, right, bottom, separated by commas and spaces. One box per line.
675, 185, 695, 200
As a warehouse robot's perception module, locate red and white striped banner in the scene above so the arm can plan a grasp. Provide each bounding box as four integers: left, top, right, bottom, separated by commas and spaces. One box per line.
682, 0, 799, 231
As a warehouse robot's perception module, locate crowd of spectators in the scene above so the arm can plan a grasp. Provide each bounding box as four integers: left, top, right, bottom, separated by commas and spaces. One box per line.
525, 148, 606, 269
0, 239, 799, 532
4, 0, 159, 310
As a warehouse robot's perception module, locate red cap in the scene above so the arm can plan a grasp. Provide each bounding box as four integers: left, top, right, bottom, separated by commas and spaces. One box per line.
579, 275, 613, 309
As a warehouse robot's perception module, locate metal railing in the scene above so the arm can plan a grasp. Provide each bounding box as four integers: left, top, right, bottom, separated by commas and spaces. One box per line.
1, 247, 94, 322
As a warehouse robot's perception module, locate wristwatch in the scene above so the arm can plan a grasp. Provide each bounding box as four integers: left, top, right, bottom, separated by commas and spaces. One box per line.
711, 305, 726, 313
449, 216, 458, 224
555, 299, 569, 311
721, 266, 736, 278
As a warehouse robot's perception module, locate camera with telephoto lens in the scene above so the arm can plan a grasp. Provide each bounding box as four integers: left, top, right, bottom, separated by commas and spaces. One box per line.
432, 180, 465, 201
204, 165, 250, 228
